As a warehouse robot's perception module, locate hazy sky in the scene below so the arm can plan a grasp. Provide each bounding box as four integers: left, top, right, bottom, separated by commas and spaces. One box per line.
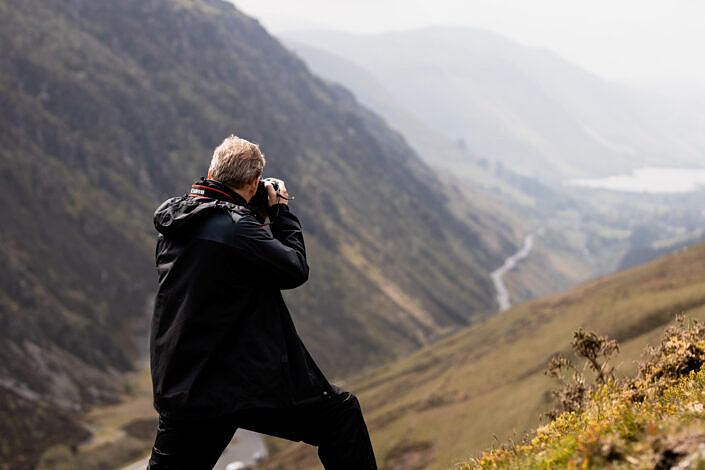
232, 0, 705, 90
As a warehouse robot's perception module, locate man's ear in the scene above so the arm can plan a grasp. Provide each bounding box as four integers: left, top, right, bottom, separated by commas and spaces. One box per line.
248, 176, 260, 198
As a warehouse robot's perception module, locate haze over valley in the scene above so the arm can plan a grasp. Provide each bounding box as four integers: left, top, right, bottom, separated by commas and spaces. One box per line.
283, 30, 705, 303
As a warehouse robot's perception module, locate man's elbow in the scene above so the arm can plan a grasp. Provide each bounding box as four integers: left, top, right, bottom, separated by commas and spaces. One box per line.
281, 262, 309, 290
294, 263, 310, 287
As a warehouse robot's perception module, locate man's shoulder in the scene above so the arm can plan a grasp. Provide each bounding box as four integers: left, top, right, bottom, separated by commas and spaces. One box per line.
154, 195, 260, 241
186, 201, 266, 248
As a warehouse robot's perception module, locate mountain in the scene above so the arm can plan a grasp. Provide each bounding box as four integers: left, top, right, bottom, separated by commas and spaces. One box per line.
282, 29, 705, 180
261, 241, 705, 470
0, 0, 522, 466
279, 38, 609, 301
282, 39, 539, 205
282, 34, 705, 300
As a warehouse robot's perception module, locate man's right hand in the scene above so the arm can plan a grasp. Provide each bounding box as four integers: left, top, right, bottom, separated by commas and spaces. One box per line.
264, 178, 289, 206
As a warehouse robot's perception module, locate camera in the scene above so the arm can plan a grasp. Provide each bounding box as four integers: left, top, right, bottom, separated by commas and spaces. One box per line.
249, 178, 279, 211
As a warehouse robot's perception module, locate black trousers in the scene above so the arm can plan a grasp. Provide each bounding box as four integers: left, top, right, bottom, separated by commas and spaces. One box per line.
147, 389, 378, 470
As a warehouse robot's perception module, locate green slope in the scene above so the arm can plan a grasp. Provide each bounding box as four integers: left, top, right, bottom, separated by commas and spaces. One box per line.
262, 241, 705, 470
464, 318, 705, 469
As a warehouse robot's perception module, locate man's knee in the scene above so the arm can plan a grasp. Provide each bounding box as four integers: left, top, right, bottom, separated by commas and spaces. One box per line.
330, 385, 360, 407
342, 392, 361, 410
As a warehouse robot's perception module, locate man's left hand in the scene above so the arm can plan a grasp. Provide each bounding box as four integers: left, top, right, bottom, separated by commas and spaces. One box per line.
264, 178, 289, 206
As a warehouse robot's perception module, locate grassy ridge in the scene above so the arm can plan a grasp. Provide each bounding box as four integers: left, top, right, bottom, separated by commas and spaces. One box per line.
466, 317, 705, 469
260, 241, 705, 469
469, 369, 705, 469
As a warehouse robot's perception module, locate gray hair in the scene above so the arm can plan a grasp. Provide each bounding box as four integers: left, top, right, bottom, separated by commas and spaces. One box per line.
208, 135, 266, 188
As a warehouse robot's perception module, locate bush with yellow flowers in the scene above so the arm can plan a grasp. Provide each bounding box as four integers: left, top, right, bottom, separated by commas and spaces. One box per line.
461, 316, 705, 469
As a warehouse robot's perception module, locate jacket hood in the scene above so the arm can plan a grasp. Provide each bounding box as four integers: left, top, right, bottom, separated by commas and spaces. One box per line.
154, 197, 212, 236
154, 179, 251, 236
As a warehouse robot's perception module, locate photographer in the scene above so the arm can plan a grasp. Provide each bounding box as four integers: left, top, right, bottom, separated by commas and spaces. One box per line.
148, 135, 377, 469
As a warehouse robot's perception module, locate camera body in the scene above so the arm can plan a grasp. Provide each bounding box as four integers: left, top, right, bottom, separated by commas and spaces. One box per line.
249, 178, 279, 210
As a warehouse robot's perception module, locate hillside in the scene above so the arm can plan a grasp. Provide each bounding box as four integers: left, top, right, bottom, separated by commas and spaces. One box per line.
260, 241, 705, 470
465, 316, 705, 469
283, 35, 705, 300
283, 28, 705, 180
283, 39, 616, 303
0, 0, 523, 466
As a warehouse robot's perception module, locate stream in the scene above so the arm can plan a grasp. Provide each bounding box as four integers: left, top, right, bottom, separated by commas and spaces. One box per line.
490, 231, 538, 311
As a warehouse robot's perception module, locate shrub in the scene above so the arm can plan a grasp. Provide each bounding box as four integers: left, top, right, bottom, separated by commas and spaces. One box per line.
544, 329, 619, 420
634, 315, 705, 397
464, 315, 705, 469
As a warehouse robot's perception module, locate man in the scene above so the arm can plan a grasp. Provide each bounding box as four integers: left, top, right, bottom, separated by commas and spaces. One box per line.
148, 135, 377, 469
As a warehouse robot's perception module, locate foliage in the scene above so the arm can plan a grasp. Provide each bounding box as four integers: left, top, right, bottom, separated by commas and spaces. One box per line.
634, 315, 705, 398
544, 329, 620, 420
463, 316, 705, 469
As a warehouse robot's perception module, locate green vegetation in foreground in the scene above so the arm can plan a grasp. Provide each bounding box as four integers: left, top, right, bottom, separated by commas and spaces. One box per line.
259, 242, 705, 470
464, 317, 705, 469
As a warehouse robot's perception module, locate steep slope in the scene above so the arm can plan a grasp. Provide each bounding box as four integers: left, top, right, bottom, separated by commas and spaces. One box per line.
284, 39, 538, 206
283, 28, 705, 180
285, 40, 613, 301
262, 241, 705, 470
284, 36, 705, 304
0, 0, 518, 465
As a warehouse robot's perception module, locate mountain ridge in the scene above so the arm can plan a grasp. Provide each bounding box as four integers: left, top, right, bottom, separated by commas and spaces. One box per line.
282, 28, 705, 180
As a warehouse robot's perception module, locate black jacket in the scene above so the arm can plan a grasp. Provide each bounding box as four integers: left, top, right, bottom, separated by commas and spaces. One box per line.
150, 178, 332, 419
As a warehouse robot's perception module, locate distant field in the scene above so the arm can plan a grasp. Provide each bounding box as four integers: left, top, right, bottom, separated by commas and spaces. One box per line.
260, 241, 705, 470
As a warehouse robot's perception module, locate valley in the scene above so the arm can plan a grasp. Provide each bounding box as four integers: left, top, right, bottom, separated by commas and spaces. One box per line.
2, 1, 704, 469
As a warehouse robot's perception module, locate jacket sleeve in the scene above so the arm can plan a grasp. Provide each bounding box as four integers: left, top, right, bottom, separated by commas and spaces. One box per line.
234, 204, 309, 290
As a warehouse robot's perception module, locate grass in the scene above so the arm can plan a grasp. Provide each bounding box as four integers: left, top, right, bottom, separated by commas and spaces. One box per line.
463, 329, 705, 469
258, 242, 705, 470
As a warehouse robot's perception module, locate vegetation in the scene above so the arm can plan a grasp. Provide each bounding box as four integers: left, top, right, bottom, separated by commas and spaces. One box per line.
543, 329, 620, 420
260, 241, 705, 470
465, 316, 705, 469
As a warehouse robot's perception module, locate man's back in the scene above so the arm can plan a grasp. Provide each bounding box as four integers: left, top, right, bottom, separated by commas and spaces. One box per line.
147, 135, 376, 470
150, 179, 330, 419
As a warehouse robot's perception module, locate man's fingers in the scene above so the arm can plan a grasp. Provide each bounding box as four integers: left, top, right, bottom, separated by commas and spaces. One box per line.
264, 180, 277, 196
265, 178, 287, 197
263, 178, 288, 206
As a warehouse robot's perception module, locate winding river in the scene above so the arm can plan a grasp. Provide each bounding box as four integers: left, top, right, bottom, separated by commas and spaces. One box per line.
490, 232, 537, 311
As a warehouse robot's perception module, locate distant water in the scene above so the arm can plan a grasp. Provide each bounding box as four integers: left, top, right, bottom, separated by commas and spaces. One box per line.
568, 167, 705, 193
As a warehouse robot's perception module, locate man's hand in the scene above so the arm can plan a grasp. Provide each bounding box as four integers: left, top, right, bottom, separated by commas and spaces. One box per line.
264, 178, 289, 206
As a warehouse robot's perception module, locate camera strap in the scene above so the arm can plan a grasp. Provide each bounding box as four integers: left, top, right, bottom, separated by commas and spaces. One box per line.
187, 179, 243, 204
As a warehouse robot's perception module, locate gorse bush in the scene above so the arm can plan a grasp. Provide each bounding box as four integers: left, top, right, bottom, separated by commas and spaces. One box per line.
634, 316, 705, 399
544, 328, 620, 420
463, 316, 705, 469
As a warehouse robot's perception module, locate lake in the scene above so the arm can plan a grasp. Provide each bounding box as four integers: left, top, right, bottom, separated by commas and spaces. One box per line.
567, 167, 705, 193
